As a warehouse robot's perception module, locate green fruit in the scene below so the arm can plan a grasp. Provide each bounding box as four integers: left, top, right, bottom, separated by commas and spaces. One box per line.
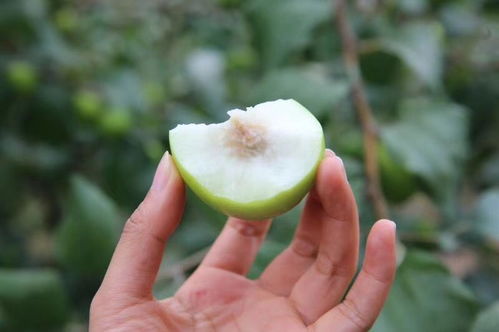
6, 61, 38, 93
169, 99, 325, 220
378, 144, 417, 203
144, 139, 164, 161
74, 91, 102, 119
99, 108, 132, 136
227, 48, 257, 70
54, 8, 78, 32
143, 81, 165, 106
337, 129, 363, 158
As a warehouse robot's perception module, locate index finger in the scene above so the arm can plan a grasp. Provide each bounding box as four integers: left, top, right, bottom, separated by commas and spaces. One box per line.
97, 153, 186, 299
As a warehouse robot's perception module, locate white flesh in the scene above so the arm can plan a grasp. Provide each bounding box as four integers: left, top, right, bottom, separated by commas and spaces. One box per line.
169, 99, 323, 203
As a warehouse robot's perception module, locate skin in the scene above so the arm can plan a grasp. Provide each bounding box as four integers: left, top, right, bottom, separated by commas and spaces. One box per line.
90, 149, 397, 332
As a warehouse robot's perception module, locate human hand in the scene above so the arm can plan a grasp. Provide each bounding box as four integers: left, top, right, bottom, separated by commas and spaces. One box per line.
90, 149, 397, 331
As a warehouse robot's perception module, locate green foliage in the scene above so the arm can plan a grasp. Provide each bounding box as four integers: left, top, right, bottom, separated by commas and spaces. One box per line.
473, 190, 499, 243
381, 99, 468, 198
471, 302, 499, 332
56, 176, 121, 276
0, 269, 69, 330
381, 22, 443, 88
373, 251, 479, 332
249, 68, 348, 116
246, 0, 331, 68
1, 0, 498, 329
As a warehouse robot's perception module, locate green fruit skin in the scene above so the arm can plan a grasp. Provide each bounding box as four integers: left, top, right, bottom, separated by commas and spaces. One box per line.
378, 144, 417, 203
99, 108, 132, 136
54, 8, 78, 32
7, 61, 37, 92
74, 91, 102, 119
170, 133, 325, 220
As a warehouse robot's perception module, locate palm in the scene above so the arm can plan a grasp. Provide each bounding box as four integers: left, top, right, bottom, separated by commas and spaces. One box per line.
163, 267, 307, 331
91, 151, 396, 332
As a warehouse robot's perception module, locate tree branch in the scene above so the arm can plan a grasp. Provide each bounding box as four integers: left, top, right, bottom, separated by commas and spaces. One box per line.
334, 0, 389, 220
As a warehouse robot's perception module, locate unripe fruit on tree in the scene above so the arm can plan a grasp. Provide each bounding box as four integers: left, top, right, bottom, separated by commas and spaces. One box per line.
378, 144, 417, 203
74, 91, 102, 120
99, 108, 132, 136
7, 61, 38, 93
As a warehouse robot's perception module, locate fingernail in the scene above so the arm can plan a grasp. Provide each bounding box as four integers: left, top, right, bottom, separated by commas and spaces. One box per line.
325, 148, 335, 158
151, 152, 172, 191
388, 220, 397, 231
335, 156, 344, 167
335, 155, 348, 180
381, 219, 397, 232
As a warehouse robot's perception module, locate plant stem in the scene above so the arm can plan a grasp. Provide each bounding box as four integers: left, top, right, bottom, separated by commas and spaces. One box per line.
334, 0, 389, 220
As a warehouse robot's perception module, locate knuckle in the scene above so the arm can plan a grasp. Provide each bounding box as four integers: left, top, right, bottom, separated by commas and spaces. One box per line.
122, 201, 168, 245
362, 268, 393, 286
291, 236, 318, 258
315, 252, 356, 278
90, 291, 105, 314
229, 219, 268, 237
338, 298, 372, 331
123, 202, 148, 236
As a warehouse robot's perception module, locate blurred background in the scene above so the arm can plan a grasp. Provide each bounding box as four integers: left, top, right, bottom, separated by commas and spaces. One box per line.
1, 0, 498, 330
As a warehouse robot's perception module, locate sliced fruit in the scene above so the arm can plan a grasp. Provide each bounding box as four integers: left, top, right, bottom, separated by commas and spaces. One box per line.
169, 99, 325, 220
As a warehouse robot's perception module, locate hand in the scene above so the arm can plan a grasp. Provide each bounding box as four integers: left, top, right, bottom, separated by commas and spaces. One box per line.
90, 149, 397, 332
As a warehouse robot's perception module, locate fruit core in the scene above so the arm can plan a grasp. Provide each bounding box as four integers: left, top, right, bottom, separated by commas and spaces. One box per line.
224, 114, 268, 158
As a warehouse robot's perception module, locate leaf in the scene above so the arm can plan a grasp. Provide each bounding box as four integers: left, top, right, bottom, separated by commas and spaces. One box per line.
469, 20, 499, 68
473, 189, 499, 243
440, 2, 481, 37
397, 0, 428, 15
471, 302, 499, 332
36, 22, 80, 67
56, 175, 121, 276
0, 269, 69, 330
381, 22, 443, 87
372, 251, 479, 332
249, 68, 349, 116
102, 69, 147, 112
381, 99, 468, 195
0, 0, 47, 30
0, 136, 68, 174
466, 269, 499, 307
478, 153, 499, 187
246, 0, 331, 68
